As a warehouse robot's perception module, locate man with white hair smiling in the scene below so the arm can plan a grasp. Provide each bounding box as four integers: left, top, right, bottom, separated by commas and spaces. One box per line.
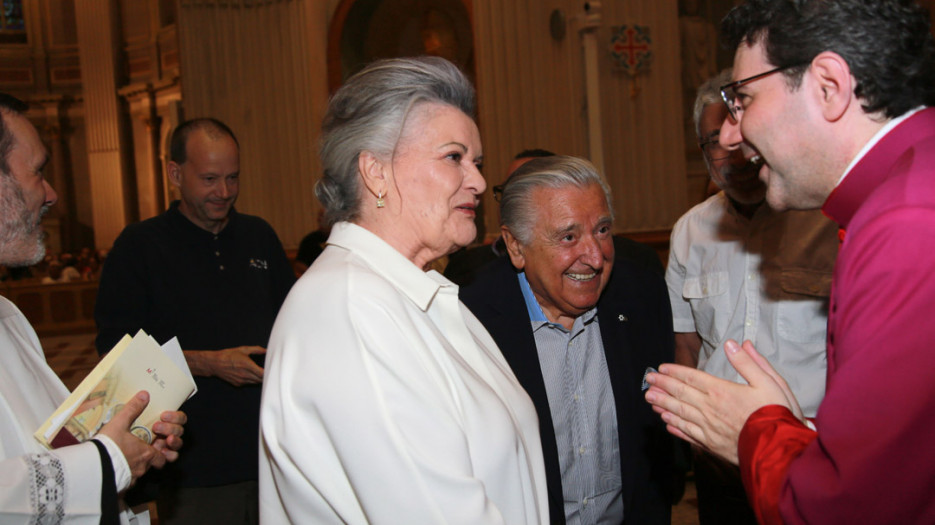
462, 155, 673, 524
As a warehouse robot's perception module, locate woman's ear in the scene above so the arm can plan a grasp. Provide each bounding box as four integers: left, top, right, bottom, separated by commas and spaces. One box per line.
358, 150, 388, 199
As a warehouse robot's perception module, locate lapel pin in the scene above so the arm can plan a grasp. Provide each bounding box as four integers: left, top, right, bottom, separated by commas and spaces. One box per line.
618, 314, 628, 322
642, 367, 658, 391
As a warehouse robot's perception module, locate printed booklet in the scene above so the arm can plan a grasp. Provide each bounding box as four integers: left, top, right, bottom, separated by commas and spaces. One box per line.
35, 330, 196, 448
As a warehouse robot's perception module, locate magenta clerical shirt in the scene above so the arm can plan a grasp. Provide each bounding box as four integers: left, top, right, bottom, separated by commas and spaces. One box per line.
738, 107, 935, 524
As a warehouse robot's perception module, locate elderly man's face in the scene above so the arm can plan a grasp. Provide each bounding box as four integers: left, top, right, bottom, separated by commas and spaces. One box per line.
504, 183, 614, 328
0, 111, 56, 267
699, 102, 765, 206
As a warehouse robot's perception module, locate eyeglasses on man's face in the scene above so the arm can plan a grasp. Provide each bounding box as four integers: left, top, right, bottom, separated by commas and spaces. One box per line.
719, 63, 807, 122
699, 134, 732, 162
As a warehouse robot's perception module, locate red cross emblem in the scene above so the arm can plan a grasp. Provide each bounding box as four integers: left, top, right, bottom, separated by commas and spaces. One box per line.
610, 25, 652, 75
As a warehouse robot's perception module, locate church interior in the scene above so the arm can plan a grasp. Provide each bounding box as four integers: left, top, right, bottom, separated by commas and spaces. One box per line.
0, 0, 757, 338
0, 0, 752, 258
0, 3, 741, 521
6, 1, 934, 522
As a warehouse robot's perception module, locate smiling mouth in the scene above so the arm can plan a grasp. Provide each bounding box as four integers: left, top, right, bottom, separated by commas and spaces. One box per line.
566, 271, 597, 281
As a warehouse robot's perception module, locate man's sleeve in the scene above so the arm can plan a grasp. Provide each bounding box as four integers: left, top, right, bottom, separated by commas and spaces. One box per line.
665, 226, 697, 333
737, 405, 818, 525
0, 442, 117, 523
94, 232, 148, 356
649, 269, 677, 519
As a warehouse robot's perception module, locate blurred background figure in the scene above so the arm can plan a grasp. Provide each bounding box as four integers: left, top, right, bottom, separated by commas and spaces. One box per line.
293, 208, 331, 277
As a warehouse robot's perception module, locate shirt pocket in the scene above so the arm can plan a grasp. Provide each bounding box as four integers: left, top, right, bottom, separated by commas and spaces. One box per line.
777, 268, 832, 344
682, 271, 730, 345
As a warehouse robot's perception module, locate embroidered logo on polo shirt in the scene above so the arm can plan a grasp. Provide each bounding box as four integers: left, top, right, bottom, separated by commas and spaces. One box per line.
249, 258, 269, 270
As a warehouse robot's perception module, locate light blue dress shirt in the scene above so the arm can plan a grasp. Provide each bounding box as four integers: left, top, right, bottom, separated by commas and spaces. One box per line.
518, 272, 623, 524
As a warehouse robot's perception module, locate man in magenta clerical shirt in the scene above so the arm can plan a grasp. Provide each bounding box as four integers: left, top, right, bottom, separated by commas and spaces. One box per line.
644, 1, 935, 523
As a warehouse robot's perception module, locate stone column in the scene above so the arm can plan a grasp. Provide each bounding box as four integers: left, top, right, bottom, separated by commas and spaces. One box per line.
120, 81, 179, 221
75, 0, 136, 248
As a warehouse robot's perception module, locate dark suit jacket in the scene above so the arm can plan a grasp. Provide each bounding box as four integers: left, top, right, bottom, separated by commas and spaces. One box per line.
461, 257, 674, 524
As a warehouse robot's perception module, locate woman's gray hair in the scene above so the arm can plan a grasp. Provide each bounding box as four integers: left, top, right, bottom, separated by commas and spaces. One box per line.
500, 155, 614, 245
315, 56, 476, 225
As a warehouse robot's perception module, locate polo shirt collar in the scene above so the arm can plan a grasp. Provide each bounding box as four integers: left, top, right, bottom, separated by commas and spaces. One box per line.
166, 200, 239, 241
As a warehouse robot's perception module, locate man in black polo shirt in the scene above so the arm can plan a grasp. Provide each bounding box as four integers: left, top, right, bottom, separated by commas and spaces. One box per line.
95, 118, 295, 524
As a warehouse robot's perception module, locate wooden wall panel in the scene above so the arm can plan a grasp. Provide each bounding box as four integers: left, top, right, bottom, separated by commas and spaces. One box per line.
472, 0, 590, 240
177, 0, 330, 249
472, 0, 686, 237
600, 0, 687, 232
175, 0, 686, 247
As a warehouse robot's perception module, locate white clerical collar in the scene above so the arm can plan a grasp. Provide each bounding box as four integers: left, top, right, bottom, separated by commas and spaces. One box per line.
836, 106, 925, 187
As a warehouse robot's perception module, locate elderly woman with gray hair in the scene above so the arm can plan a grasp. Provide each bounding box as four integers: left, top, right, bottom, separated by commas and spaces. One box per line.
259, 57, 549, 524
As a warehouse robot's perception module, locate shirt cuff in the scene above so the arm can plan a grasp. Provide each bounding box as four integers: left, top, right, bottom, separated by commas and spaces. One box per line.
738, 405, 818, 525
94, 434, 132, 492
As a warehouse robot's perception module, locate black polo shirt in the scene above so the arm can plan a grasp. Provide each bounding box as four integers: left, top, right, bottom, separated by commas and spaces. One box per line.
95, 201, 295, 487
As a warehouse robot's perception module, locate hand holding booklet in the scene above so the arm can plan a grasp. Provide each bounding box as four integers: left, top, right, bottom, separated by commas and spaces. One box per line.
35, 329, 197, 449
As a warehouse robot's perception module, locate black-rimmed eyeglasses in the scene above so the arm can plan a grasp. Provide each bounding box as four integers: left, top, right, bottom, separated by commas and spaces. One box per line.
720, 63, 806, 121
699, 134, 731, 161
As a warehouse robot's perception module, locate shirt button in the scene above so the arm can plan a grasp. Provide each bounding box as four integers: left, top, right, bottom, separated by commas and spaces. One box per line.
583, 498, 589, 505
745, 320, 752, 326
219, 265, 225, 270
578, 446, 585, 455
215, 251, 220, 256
